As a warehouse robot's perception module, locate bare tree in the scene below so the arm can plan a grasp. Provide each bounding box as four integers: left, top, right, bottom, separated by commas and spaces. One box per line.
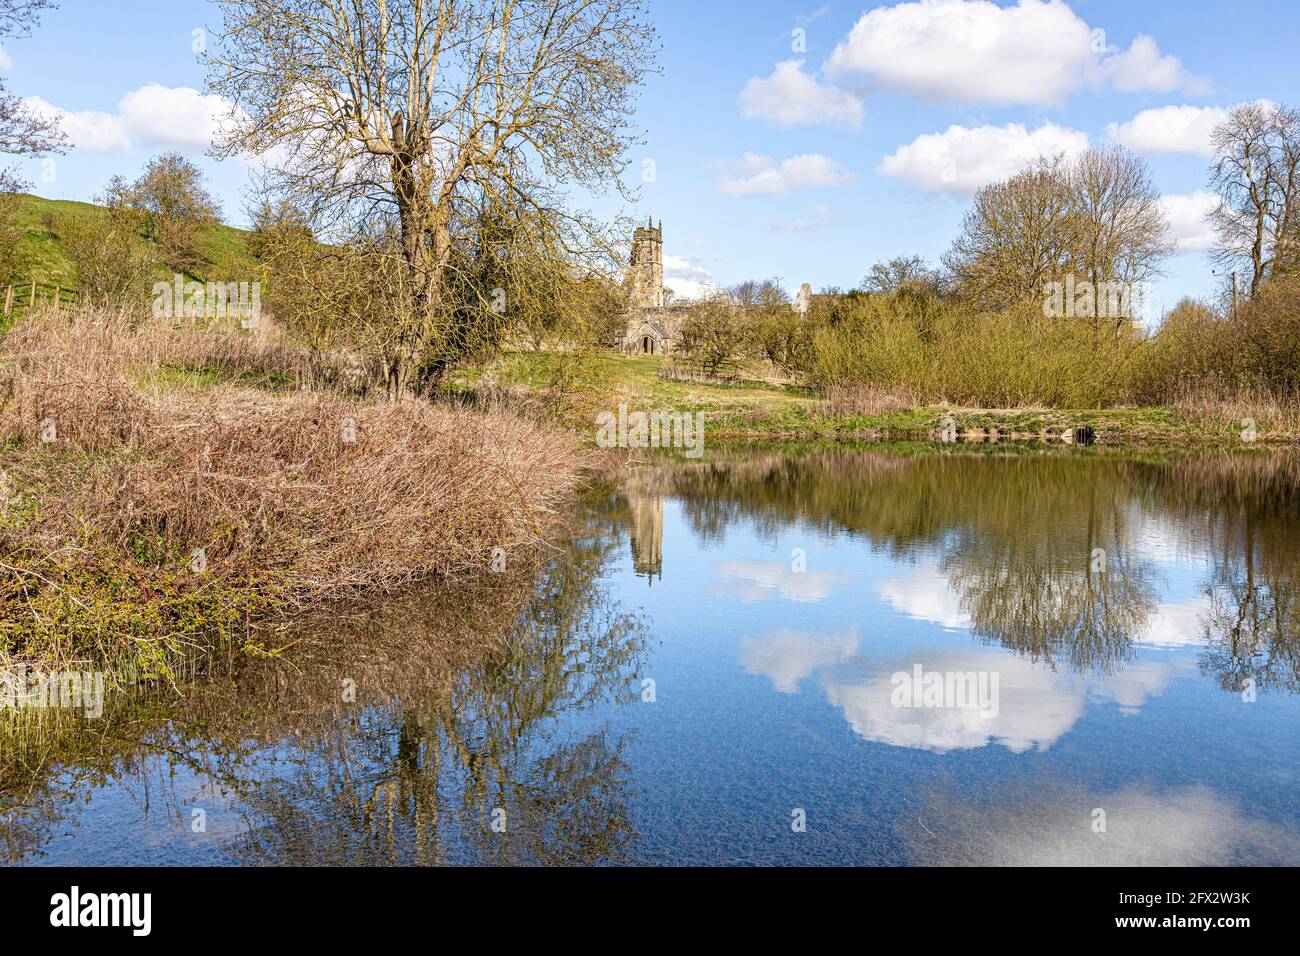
1208, 101, 1300, 296
1069, 147, 1172, 289
0, 0, 64, 282
678, 292, 744, 377
943, 158, 1078, 309
728, 277, 787, 308
0, 0, 64, 188
861, 255, 942, 295
945, 149, 1170, 315
205, 0, 657, 397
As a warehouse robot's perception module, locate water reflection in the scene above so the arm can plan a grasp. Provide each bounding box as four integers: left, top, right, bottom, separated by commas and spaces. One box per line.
633, 449, 1300, 691
3, 448, 1298, 865
2, 488, 648, 865
902, 782, 1300, 866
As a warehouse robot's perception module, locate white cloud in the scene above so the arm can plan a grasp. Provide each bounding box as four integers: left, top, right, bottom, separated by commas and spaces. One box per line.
20, 96, 131, 152
877, 566, 971, 630
770, 202, 844, 233
715, 152, 856, 197
741, 562, 1190, 751
1140, 597, 1212, 646
1095, 34, 1208, 95
797, 3, 832, 28
820, 648, 1183, 754
1107, 105, 1227, 155
20, 83, 239, 155
877, 121, 1090, 195
1088, 660, 1181, 715
117, 83, 238, 151
1159, 191, 1220, 253
738, 59, 863, 128
769, 220, 819, 234
663, 254, 717, 302
825, 0, 1203, 106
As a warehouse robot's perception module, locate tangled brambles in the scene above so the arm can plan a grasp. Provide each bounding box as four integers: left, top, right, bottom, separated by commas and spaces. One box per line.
0, 309, 582, 672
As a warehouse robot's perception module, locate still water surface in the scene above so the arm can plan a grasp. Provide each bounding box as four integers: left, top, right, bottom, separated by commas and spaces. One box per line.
4, 446, 1299, 865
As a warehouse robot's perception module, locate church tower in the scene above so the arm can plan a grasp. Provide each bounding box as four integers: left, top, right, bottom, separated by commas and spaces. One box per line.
630, 217, 665, 309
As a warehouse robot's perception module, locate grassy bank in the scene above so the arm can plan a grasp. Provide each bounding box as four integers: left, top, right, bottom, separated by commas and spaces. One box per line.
2, 192, 256, 295
464, 351, 1300, 446
0, 308, 583, 673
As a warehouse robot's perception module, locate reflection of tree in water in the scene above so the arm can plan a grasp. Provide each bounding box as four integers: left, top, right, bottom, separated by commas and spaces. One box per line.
226, 492, 649, 865
1, 488, 648, 864
939, 462, 1157, 674
946, 541, 1154, 675
642, 447, 1298, 686
1163, 457, 1300, 695
1201, 568, 1300, 695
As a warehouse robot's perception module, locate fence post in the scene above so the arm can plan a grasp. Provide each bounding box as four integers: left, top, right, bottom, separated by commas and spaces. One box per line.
29, 279, 36, 307
3, 285, 11, 315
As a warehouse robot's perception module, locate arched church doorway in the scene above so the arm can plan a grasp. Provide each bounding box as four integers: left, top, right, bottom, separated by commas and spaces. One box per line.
642, 335, 654, 355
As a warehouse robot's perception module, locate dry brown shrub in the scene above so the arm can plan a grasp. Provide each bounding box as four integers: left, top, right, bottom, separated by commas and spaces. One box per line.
1, 307, 584, 609
824, 382, 920, 418
1168, 383, 1300, 439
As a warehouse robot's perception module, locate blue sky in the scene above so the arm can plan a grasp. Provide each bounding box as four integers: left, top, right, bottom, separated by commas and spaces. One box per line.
5, 0, 1298, 313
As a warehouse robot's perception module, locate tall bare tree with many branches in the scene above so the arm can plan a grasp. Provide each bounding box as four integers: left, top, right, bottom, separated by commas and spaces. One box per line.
205, 0, 657, 397
0, 0, 65, 281
0, 0, 64, 192
944, 148, 1170, 326
1208, 101, 1300, 297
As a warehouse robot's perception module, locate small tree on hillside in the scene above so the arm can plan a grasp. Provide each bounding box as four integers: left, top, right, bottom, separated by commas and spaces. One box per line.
246, 198, 313, 264
56, 184, 154, 307
0, 192, 30, 283
128, 152, 222, 274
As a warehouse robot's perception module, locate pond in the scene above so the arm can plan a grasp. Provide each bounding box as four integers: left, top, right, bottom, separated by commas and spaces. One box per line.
4, 446, 1299, 865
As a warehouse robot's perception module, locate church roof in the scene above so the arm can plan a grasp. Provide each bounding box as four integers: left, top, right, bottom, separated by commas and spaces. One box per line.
634, 320, 669, 339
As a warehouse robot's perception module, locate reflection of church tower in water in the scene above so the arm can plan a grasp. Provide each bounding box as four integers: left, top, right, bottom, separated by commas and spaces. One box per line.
627, 492, 663, 583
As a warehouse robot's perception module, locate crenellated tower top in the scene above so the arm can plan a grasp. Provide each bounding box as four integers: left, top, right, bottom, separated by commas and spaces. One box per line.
630, 216, 665, 309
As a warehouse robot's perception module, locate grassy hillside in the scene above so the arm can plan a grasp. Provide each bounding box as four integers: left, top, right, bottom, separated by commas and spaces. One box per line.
3, 192, 257, 290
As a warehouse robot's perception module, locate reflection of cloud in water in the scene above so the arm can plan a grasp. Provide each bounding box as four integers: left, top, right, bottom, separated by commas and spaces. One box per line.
908, 784, 1300, 866
716, 560, 854, 603
876, 566, 971, 630
821, 651, 1083, 754
1088, 659, 1184, 715
738, 629, 857, 693
738, 632, 1185, 751
1128, 512, 1210, 568
1141, 598, 1210, 647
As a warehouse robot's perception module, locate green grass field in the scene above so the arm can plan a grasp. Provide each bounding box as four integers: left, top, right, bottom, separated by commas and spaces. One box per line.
474, 350, 1288, 446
